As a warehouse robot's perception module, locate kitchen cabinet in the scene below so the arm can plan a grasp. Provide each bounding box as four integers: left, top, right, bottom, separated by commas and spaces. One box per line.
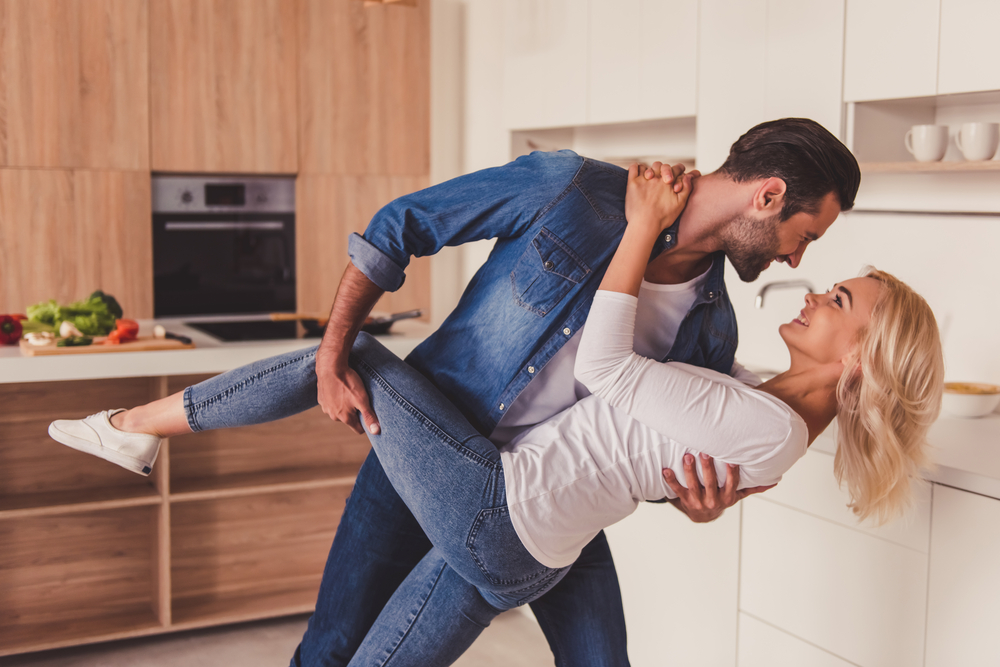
925, 484, 1000, 667
604, 500, 739, 667
843, 0, 940, 102
0, 0, 149, 170
0, 374, 370, 656
587, 0, 697, 126
298, 0, 430, 176
738, 613, 855, 667
739, 447, 931, 667
937, 0, 1000, 95
149, 0, 298, 174
697, 0, 845, 172
296, 174, 430, 318
0, 169, 152, 318
502, 0, 589, 130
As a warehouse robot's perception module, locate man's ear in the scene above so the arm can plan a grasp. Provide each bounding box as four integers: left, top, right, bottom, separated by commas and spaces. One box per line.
752, 177, 787, 214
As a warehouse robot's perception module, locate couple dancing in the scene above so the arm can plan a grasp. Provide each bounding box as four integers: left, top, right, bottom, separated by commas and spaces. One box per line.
50, 119, 943, 666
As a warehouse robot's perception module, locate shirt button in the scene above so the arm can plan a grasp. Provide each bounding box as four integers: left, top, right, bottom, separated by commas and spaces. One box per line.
708, 291, 715, 299
663, 234, 672, 242
543, 260, 554, 270
563, 327, 571, 336
528, 366, 535, 374
499, 403, 505, 411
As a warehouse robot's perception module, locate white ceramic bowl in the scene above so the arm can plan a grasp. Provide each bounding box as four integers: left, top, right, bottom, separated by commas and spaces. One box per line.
942, 382, 1000, 419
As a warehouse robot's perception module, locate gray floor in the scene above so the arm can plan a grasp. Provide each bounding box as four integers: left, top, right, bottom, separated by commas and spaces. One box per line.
0, 611, 555, 667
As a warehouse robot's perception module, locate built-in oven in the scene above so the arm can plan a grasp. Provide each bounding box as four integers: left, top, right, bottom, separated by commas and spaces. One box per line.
152, 175, 301, 340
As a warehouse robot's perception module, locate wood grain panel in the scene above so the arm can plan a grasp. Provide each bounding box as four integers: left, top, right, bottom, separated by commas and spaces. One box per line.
0, 169, 78, 312
170, 488, 348, 613
0, 378, 159, 498
296, 173, 430, 317
299, 0, 429, 175
0, 169, 153, 317
150, 0, 298, 173
0, 0, 148, 169
0, 508, 157, 631
74, 170, 154, 318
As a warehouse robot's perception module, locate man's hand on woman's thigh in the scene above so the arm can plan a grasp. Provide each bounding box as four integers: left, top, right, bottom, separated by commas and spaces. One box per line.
662, 453, 775, 523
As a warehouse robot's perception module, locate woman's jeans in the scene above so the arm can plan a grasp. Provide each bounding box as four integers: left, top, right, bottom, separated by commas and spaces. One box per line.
184, 335, 629, 667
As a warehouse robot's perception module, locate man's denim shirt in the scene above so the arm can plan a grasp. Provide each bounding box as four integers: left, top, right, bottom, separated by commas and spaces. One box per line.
349, 150, 738, 437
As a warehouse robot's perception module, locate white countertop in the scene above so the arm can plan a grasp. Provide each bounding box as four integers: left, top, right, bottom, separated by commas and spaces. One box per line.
0, 319, 433, 384
4, 327, 999, 500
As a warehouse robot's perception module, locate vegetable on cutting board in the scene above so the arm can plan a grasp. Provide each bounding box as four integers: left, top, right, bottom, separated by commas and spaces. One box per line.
105, 319, 139, 345
57, 336, 93, 347
26, 290, 123, 336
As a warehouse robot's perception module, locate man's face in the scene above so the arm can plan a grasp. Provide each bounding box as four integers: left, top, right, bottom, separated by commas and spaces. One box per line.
724, 192, 841, 282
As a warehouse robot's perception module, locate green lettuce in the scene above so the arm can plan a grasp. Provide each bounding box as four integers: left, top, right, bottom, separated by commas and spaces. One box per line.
26, 291, 122, 336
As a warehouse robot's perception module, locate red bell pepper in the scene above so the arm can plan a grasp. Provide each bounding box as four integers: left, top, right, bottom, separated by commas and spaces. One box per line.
106, 318, 139, 345
0, 315, 23, 344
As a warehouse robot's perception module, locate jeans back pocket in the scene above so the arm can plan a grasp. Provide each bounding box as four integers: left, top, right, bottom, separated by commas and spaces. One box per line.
510, 227, 590, 316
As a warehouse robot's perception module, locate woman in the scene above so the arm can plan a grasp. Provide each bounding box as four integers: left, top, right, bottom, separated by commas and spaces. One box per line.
49, 165, 944, 664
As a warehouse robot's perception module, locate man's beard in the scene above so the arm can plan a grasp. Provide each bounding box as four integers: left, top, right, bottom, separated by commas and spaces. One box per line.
723, 212, 783, 282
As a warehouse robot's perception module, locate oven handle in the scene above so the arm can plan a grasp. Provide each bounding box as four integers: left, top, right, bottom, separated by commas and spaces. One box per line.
164, 221, 285, 231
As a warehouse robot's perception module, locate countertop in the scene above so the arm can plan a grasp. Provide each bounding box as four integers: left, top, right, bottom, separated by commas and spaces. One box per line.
3, 326, 999, 501
0, 318, 433, 385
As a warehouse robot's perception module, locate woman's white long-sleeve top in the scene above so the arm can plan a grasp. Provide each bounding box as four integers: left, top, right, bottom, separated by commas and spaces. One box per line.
500, 291, 808, 568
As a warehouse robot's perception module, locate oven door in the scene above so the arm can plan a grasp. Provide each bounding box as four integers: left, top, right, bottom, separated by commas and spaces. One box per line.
153, 212, 296, 317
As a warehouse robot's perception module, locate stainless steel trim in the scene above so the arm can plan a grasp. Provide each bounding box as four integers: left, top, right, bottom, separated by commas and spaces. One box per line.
164, 221, 285, 231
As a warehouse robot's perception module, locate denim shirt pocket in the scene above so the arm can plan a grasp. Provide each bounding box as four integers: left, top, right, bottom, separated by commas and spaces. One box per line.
510, 227, 591, 316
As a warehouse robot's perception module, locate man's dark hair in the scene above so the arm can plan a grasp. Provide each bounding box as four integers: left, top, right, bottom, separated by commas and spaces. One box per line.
719, 118, 861, 221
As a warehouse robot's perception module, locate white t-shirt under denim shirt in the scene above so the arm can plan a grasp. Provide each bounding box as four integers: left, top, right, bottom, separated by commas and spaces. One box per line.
491, 270, 760, 446
498, 291, 808, 568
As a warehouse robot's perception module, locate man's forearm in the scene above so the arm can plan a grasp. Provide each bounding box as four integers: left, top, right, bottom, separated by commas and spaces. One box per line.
318, 263, 385, 363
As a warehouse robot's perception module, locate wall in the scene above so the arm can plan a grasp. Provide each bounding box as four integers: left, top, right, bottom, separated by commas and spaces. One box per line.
726, 210, 1000, 389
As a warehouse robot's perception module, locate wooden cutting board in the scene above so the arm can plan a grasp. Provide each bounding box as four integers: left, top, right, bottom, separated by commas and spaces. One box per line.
20, 336, 196, 356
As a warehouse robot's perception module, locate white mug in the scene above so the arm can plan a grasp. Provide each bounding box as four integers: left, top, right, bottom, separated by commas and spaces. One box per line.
904, 125, 949, 162
956, 122, 1000, 161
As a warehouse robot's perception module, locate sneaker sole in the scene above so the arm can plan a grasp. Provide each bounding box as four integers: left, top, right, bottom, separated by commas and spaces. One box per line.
47, 421, 154, 476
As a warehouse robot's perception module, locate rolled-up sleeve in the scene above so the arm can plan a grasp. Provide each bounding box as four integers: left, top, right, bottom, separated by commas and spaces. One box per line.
348, 232, 407, 292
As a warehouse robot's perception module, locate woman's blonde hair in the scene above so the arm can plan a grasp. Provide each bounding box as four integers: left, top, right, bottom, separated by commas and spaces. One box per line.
834, 267, 944, 524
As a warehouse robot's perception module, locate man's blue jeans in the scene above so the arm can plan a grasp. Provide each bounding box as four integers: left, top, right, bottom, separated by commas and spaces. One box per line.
184, 340, 629, 666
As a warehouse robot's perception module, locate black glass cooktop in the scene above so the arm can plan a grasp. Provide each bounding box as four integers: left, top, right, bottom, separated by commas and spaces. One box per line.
185, 320, 311, 341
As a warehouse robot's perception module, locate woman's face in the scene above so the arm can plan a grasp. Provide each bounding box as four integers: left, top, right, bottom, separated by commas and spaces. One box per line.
779, 276, 882, 367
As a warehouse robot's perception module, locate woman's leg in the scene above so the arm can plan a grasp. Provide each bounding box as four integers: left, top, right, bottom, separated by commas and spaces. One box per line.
348, 332, 566, 609
346, 549, 502, 667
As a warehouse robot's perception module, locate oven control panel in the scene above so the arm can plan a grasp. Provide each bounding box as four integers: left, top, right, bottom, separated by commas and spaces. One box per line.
153, 175, 294, 214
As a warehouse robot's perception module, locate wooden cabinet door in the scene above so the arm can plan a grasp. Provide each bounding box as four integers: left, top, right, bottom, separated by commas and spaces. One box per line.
0, 0, 149, 169
926, 484, 1000, 666
587, 0, 697, 126
298, 0, 429, 176
502, 0, 589, 130
843, 0, 940, 102
937, 0, 1000, 95
0, 169, 152, 317
296, 174, 429, 318
150, 0, 298, 173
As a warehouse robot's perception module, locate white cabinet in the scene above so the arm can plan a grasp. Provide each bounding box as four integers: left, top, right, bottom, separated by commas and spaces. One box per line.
937, 0, 1000, 95
697, 0, 845, 172
604, 501, 739, 667
925, 484, 1000, 667
738, 613, 855, 667
696, 0, 767, 172
587, 0, 697, 126
762, 0, 845, 135
502, 0, 589, 129
843, 0, 940, 102
739, 448, 931, 667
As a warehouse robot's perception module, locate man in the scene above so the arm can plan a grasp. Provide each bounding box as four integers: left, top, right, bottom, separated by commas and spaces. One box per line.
292, 118, 861, 666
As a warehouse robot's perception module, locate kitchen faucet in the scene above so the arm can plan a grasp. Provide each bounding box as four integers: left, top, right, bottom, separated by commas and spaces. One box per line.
755, 280, 816, 309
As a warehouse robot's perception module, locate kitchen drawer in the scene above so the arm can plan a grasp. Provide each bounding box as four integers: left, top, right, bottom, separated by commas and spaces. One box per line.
740, 498, 928, 667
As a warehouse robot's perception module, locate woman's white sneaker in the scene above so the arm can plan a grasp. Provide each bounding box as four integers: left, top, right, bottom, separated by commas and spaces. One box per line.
48, 410, 162, 476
